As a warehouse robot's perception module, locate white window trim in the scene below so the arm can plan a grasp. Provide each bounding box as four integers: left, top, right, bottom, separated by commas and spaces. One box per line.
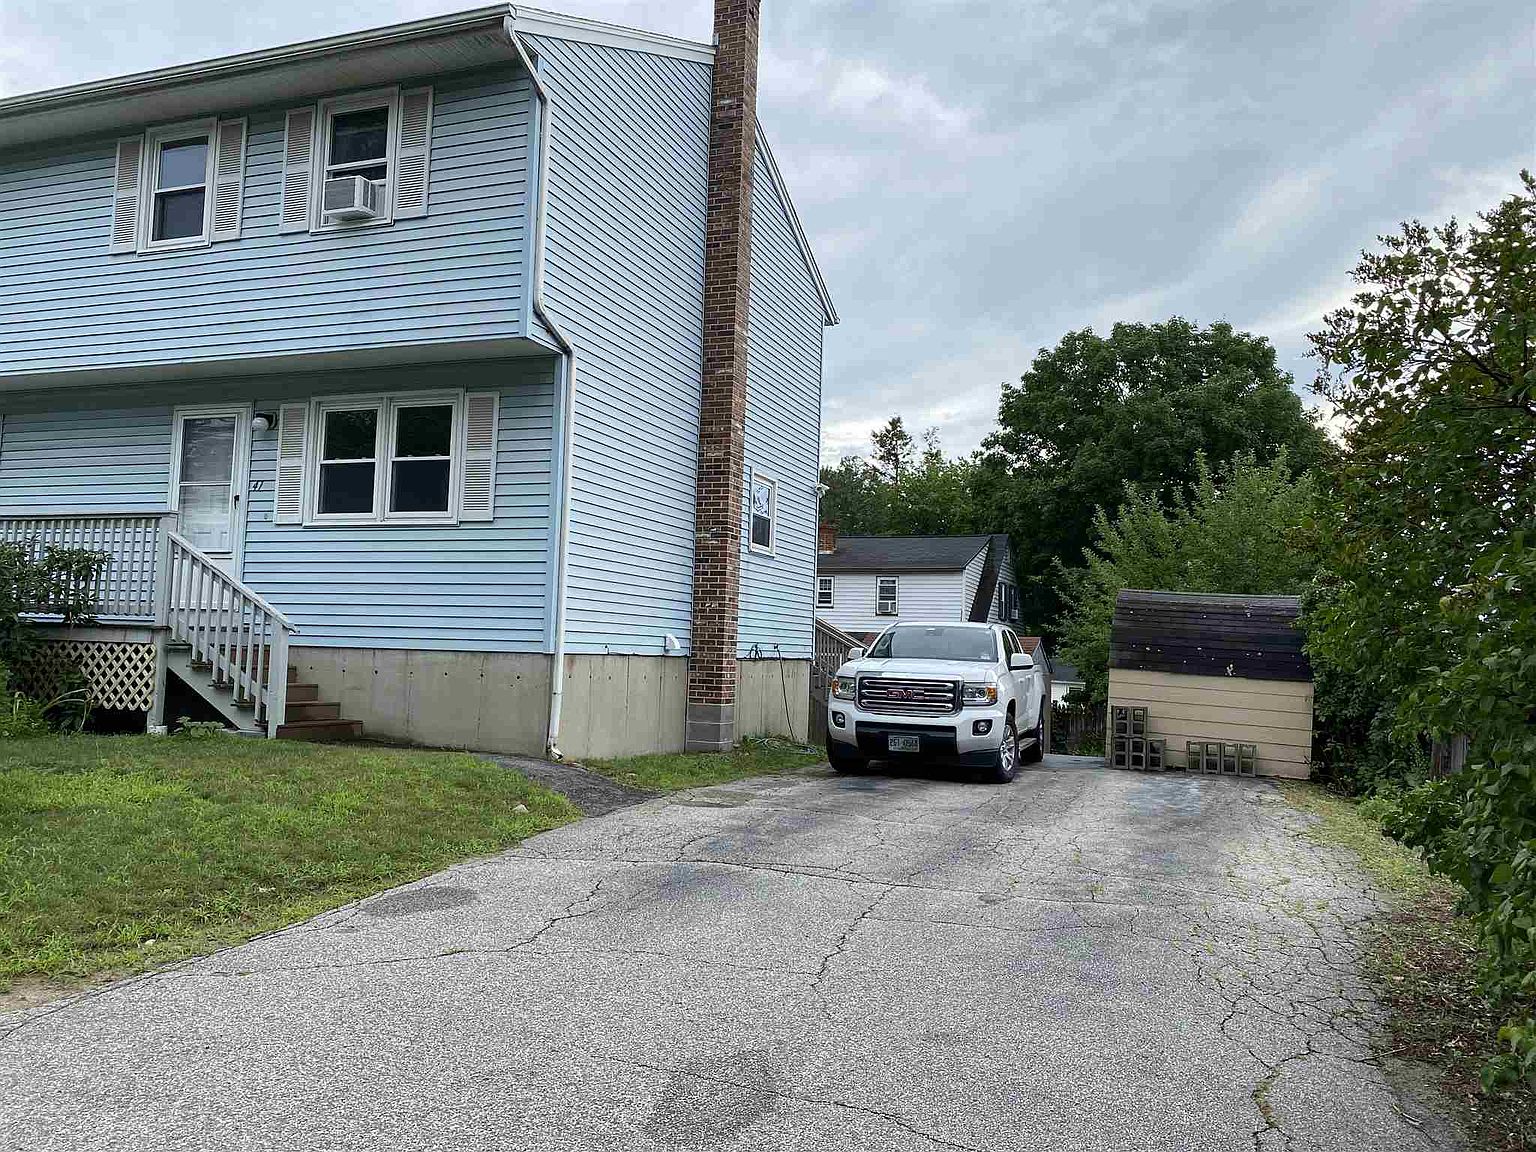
311, 87, 399, 233
167, 403, 252, 567
304, 390, 463, 526
876, 576, 899, 616
816, 576, 835, 608
139, 119, 216, 253
748, 473, 776, 556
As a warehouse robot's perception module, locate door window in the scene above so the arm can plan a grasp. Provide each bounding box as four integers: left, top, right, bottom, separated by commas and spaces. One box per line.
176, 415, 237, 553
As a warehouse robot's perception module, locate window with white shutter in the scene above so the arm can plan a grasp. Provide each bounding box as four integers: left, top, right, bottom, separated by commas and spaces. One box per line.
393, 88, 433, 219
210, 119, 247, 242
293, 392, 481, 526
279, 107, 316, 234
109, 137, 144, 253
274, 404, 309, 525
458, 393, 498, 522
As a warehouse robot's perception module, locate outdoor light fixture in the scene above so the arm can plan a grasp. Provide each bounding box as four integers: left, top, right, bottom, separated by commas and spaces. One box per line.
251, 411, 276, 433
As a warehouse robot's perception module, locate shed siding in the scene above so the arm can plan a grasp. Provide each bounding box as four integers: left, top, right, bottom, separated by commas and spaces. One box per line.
1106, 667, 1314, 779
529, 35, 711, 655
0, 68, 531, 381
816, 571, 967, 636
738, 136, 823, 659
0, 359, 556, 651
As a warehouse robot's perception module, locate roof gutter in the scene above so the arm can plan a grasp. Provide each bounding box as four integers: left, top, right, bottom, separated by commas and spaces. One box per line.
0, 6, 510, 121
503, 14, 578, 762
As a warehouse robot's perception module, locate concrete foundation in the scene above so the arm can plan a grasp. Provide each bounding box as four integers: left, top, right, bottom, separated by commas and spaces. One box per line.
290, 648, 814, 761
291, 647, 551, 755
684, 701, 735, 753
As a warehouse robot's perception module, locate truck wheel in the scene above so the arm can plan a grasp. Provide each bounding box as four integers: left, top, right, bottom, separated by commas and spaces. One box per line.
1021, 718, 1045, 765
826, 739, 868, 774
988, 715, 1019, 783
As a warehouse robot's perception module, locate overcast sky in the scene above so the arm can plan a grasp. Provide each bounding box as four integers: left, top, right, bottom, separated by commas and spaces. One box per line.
2, 1, 1530, 459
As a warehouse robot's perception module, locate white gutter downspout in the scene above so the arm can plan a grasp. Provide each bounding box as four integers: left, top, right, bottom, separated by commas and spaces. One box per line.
505, 12, 577, 761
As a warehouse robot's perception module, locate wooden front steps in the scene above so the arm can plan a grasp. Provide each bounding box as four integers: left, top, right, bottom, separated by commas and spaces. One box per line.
167, 648, 363, 741
276, 663, 362, 742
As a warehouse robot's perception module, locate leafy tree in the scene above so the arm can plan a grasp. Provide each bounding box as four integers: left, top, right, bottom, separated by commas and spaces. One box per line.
819, 423, 978, 537
1306, 172, 1536, 1084
869, 416, 916, 487
1055, 453, 1316, 702
978, 318, 1330, 636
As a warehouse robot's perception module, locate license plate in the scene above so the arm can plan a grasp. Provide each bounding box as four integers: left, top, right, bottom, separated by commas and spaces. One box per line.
887, 734, 921, 753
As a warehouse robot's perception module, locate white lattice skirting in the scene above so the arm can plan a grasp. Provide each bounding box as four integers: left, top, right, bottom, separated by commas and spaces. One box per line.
19, 641, 156, 711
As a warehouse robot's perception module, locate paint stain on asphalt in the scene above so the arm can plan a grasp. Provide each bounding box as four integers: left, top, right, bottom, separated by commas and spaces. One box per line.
362, 885, 478, 918
643, 1049, 783, 1147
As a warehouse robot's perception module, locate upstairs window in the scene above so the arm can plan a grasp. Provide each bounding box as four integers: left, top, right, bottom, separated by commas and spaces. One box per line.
280, 87, 433, 234
817, 576, 835, 608
876, 576, 899, 616
111, 118, 246, 254
749, 474, 776, 553
149, 131, 211, 245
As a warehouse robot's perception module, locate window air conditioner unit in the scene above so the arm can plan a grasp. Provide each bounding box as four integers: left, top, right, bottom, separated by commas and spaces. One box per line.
322, 176, 380, 221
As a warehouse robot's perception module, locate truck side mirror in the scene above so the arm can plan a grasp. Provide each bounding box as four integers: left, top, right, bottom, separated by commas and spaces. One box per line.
1009, 653, 1034, 671
846, 646, 865, 660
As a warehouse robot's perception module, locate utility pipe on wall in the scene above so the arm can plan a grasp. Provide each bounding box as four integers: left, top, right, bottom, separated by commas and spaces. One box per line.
504, 13, 577, 760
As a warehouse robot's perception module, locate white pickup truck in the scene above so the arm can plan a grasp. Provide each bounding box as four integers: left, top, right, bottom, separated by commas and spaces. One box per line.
825, 621, 1047, 783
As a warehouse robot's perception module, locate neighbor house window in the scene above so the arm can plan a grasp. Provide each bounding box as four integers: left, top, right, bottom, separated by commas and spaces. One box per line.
145, 124, 213, 248
876, 576, 899, 616
311, 395, 459, 523
749, 474, 776, 553
817, 576, 835, 608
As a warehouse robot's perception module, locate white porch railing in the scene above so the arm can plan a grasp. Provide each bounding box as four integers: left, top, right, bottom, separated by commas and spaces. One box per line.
163, 532, 295, 737
0, 511, 167, 618
0, 511, 297, 737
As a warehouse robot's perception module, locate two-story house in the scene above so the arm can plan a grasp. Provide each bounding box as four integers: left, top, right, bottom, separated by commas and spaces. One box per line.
0, 2, 836, 759
814, 529, 1020, 641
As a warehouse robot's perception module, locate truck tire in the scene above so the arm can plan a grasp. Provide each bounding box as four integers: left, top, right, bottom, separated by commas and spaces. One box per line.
987, 715, 1019, 783
826, 739, 868, 774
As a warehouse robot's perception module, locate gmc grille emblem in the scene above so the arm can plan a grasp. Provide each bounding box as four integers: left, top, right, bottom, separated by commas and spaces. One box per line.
889, 689, 915, 700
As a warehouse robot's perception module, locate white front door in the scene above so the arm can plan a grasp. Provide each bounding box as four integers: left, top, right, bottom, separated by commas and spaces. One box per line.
171, 407, 249, 577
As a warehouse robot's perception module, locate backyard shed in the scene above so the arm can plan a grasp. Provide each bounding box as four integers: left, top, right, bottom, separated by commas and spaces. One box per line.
1107, 590, 1314, 779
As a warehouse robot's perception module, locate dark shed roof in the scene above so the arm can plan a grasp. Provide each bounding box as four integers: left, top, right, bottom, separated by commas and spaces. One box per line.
818, 534, 992, 573
1109, 590, 1311, 682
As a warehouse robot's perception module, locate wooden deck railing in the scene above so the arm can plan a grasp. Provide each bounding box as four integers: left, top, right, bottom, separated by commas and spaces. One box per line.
0, 511, 171, 619
0, 511, 297, 737
813, 617, 862, 681
163, 532, 295, 737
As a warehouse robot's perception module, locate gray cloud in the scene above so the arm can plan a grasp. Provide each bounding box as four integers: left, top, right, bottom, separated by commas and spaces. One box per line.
3, 0, 1530, 460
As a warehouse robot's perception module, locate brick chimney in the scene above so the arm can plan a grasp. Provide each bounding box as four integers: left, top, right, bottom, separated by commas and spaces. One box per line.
685, 0, 761, 752
818, 522, 837, 554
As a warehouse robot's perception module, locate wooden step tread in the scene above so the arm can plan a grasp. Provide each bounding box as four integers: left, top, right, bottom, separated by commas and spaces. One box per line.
275, 719, 364, 743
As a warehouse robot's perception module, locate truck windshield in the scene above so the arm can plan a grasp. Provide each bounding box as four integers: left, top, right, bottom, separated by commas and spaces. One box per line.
867, 626, 998, 662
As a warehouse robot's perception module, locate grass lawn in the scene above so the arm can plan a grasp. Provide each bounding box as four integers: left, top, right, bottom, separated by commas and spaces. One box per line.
0, 735, 578, 988
1280, 783, 1535, 1152
583, 736, 826, 793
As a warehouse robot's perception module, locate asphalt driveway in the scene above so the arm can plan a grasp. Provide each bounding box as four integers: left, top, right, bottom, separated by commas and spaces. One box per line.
0, 755, 1458, 1151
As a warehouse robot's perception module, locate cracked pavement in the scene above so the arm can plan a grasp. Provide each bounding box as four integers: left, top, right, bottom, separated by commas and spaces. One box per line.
0, 755, 1461, 1151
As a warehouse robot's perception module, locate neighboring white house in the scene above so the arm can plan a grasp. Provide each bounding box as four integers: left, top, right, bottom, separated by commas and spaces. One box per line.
814, 530, 1019, 640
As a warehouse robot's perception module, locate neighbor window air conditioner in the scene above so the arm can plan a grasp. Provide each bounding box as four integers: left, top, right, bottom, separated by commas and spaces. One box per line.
322, 176, 380, 221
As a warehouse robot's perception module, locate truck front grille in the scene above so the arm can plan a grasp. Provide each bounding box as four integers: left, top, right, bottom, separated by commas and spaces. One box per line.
857, 676, 959, 716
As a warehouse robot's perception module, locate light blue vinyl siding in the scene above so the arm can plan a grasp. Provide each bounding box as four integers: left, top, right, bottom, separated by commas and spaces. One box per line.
0, 69, 531, 381
0, 407, 172, 512
737, 134, 826, 660
528, 34, 712, 655
0, 359, 556, 651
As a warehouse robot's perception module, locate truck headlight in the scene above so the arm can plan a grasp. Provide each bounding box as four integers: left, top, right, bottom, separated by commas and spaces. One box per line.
831, 676, 856, 701
961, 682, 998, 707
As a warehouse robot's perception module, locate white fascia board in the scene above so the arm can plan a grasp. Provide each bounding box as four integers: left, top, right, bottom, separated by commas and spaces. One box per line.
508, 6, 715, 65
754, 121, 839, 327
